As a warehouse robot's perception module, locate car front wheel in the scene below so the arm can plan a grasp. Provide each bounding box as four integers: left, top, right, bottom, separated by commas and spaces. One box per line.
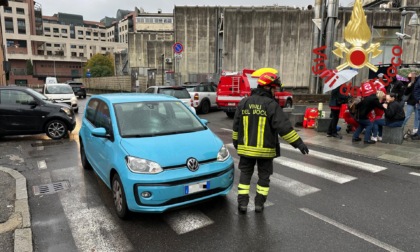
80, 142, 92, 170
112, 173, 129, 219
45, 120, 68, 140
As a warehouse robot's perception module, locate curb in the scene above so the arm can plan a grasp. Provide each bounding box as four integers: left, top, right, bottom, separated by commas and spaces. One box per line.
0, 167, 32, 252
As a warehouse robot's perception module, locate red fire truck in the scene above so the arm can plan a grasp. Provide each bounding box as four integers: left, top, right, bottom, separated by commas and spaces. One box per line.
216, 69, 293, 118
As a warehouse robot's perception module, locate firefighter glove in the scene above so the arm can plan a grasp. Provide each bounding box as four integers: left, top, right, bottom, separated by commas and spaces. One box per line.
298, 142, 309, 155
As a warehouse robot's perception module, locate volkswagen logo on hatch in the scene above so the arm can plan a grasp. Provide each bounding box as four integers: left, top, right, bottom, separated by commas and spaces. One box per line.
186, 158, 199, 172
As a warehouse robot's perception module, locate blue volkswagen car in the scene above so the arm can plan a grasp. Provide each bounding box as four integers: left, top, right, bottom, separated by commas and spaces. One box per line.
79, 93, 234, 218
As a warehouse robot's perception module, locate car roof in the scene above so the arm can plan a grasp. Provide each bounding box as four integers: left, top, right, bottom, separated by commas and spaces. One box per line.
0, 86, 31, 90
148, 86, 187, 89
91, 93, 180, 103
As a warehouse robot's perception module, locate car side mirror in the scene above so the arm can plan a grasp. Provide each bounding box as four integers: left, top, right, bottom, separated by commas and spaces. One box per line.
26, 100, 39, 106
200, 119, 209, 125
91, 127, 109, 138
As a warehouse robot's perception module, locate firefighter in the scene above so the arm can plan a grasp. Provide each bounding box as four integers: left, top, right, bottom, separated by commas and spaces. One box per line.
232, 72, 309, 214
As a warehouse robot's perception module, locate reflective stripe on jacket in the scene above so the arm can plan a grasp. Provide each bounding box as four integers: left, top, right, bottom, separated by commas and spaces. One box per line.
232, 88, 303, 158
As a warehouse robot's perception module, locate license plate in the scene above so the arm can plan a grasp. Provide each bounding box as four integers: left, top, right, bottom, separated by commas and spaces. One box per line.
228, 103, 235, 106
185, 181, 210, 194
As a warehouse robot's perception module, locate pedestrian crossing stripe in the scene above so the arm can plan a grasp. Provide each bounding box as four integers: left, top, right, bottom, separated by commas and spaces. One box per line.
232, 157, 320, 198
279, 144, 387, 173
275, 157, 357, 184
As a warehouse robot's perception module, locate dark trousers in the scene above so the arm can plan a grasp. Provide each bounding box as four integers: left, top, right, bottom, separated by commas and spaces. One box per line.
327, 109, 340, 135
238, 156, 273, 206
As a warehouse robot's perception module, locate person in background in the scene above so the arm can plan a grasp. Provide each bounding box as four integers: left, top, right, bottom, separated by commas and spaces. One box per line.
232, 72, 309, 214
386, 75, 404, 104
403, 72, 419, 135
327, 84, 349, 139
371, 93, 405, 141
413, 74, 420, 136
352, 86, 384, 144
374, 73, 387, 94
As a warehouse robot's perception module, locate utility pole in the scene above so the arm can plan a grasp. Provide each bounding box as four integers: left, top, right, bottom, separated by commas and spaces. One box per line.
161, 54, 164, 85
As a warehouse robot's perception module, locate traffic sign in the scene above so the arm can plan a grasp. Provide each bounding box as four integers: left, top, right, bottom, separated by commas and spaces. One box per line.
173, 42, 184, 54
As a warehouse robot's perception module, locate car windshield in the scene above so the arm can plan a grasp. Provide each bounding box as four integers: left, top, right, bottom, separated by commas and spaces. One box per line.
26, 88, 50, 101
114, 101, 205, 138
45, 84, 73, 94
158, 88, 191, 99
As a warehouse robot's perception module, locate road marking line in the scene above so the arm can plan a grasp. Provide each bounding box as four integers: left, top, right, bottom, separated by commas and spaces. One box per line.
300, 208, 404, 252
409, 172, 420, 177
164, 209, 214, 235
231, 149, 320, 197
280, 144, 387, 173
275, 157, 357, 184
52, 167, 134, 251
37, 160, 47, 170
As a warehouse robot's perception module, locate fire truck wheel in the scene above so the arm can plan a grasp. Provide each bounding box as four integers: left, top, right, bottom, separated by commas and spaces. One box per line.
285, 99, 293, 108
226, 112, 235, 118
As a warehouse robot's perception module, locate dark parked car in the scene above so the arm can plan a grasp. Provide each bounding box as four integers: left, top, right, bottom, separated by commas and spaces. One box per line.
0, 86, 76, 139
67, 81, 87, 99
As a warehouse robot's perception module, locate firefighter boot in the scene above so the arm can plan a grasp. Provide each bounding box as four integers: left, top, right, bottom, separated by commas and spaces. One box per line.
255, 185, 269, 213
237, 184, 250, 214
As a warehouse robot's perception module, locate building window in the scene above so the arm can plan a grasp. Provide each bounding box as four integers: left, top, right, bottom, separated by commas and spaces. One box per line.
79, 53, 84, 57
61, 28, 67, 33
101, 33, 105, 37
47, 51, 52, 55
77, 30, 83, 35
93, 32, 98, 37
46, 43, 51, 47
53, 28, 59, 33
86, 31, 91, 36
71, 52, 77, 57
54, 44, 60, 47
79, 46, 84, 49
16, 8, 25, 15
4, 7, 12, 13
5, 17, 13, 33
70, 45, 76, 48
62, 36, 67, 38
17, 19, 26, 34
101, 47, 106, 50
44, 27, 51, 32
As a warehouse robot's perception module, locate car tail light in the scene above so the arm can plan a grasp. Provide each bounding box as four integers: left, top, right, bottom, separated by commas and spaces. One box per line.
194, 93, 199, 100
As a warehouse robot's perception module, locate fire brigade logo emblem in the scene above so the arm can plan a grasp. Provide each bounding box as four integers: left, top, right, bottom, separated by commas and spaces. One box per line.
333, 0, 382, 72
186, 158, 199, 172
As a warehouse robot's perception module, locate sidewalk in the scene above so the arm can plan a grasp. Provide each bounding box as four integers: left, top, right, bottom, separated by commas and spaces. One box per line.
295, 118, 420, 168
0, 167, 32, 252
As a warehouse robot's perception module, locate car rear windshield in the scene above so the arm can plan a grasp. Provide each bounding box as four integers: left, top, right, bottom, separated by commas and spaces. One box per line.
158, 88, 191, 99
114, 101, 205, 137
45, 84, 73, 94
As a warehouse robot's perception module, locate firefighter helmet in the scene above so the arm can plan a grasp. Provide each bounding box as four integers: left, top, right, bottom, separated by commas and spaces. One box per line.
257, 72, 281, 87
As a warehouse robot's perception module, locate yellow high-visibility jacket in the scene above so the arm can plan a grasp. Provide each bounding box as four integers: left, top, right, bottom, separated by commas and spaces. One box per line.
232, 88, 303, 158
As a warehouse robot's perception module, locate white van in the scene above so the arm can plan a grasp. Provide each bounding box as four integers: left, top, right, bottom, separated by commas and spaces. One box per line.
42, 83, 79, 113
45, 77, 58, 84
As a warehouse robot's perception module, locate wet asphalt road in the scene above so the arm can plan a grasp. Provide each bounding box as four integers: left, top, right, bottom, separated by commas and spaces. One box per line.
1, 99, 420, 252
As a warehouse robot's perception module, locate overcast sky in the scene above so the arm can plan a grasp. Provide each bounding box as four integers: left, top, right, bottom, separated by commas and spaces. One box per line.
37, 0, 354, 21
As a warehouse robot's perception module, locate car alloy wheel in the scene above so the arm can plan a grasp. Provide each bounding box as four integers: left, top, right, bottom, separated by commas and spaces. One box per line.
112, 174, 129, 219
45, 120, 68, 140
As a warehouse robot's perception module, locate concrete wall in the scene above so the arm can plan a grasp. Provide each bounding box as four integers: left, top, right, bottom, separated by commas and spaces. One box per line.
223, 7, 314, 89
77, 76, 134, 93
174, 6, 219, 84
128, 33, 174, 82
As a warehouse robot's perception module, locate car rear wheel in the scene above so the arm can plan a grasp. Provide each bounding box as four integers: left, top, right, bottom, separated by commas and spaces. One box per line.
80, 142, 92, 170
200, 100, 210, 114
45, 120, 68, 140
112, 173, 129, 219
